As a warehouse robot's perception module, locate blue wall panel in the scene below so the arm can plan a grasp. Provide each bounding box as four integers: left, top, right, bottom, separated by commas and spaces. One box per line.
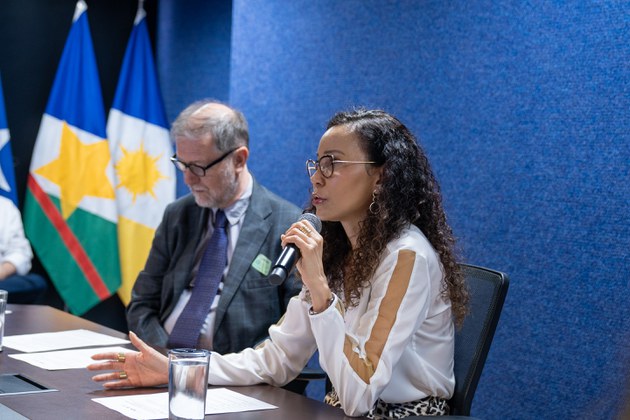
159, 0, 630, 417
157, 0, 233, 196
158, 0, 232, 120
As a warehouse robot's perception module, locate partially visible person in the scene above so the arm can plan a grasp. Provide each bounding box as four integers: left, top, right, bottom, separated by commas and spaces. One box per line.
126, 99, 302, 355
89, 108, 469, 418
0, 196, 47, 303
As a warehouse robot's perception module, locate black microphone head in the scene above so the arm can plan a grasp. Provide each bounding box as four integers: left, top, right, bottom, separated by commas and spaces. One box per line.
299, 212, 322, 233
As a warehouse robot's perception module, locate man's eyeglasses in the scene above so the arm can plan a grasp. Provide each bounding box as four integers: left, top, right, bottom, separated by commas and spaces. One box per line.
170, 148, 238, 177
306, 154, 376, 178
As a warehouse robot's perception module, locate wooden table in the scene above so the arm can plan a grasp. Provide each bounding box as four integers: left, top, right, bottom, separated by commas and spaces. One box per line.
0, 304, 355, 419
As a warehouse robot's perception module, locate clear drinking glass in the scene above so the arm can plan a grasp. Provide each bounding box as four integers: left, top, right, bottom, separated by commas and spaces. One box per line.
0, 290, 7, 351
168, 348, 210, 420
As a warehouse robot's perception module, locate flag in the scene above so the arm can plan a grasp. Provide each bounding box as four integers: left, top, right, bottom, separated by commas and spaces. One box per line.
107, 1, 175, 305
23, 0, 121, 315
0, 75, 18, 205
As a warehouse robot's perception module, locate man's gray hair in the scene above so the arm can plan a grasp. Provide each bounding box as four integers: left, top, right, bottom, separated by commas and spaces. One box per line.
171, 99, 249, 151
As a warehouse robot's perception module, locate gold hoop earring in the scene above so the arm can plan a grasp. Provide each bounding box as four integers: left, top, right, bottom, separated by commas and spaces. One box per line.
369, 190, 381, 215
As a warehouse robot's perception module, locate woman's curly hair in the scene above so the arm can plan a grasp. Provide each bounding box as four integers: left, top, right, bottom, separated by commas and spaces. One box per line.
306, 109, 469, 326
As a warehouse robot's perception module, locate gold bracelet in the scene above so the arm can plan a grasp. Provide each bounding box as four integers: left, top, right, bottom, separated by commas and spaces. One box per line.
309, 295, 334, 315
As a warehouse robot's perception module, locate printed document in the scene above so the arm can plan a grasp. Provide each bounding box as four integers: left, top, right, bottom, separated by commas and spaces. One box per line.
93, 388, 277, 419
3, 329, 130, 353
9, 346, 131, 370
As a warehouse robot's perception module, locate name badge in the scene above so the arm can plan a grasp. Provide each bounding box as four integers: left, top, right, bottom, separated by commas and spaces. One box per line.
252, 253, 272, 276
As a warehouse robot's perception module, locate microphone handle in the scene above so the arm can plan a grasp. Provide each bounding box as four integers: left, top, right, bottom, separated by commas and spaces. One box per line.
268, 244, 300, 285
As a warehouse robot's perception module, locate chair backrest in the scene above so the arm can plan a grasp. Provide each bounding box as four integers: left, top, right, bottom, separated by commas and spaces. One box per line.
449, 263, 509, 416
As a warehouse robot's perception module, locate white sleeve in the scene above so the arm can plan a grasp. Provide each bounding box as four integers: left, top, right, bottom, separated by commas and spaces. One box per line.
207, 293, 318, 387
1, 200, 33, 275
309, 249, 434, 417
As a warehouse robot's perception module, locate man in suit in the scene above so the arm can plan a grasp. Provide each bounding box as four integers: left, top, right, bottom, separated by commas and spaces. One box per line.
126, 100, 302, 355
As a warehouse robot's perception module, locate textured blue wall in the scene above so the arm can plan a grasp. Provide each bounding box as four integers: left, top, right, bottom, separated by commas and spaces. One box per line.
158, 1, 630, 417
158, 0, 232, 119
158, 0, 233, 197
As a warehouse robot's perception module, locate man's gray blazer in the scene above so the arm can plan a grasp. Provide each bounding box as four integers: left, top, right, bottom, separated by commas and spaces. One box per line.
126, 179, 302, 354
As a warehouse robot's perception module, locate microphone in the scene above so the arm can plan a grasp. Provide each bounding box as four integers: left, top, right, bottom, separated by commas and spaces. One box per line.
268, 212, 322, 285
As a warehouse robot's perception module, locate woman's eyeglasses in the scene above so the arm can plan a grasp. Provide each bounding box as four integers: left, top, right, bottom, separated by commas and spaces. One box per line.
306, 154, 375, 178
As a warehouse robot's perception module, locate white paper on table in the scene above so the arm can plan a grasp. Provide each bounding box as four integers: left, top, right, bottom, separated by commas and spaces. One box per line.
92, 388, 277, 420
2, 329, 130, 353
9, 346, 132, 370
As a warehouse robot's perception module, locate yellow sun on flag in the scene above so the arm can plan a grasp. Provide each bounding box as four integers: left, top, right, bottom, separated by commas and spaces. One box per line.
115, 144, 167, 202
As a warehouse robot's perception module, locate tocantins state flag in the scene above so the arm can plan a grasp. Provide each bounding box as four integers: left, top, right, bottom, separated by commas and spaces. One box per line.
23, 0, 121, 315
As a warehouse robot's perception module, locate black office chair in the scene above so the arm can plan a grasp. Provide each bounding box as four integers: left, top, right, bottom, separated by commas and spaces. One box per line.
298, 264, 509, 418
446, 263, 509, 416
409, 264, 509, 419
296, 362, 331, 395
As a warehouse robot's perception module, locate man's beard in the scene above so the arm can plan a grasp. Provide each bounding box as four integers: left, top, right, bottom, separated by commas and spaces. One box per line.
191, 165, 239, 208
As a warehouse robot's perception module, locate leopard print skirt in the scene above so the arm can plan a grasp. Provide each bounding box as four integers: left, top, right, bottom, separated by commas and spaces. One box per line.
325, 388, 449, 418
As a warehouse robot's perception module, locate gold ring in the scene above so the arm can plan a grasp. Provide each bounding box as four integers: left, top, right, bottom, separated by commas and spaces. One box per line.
117, 352, 126, 363
118, 371, 128, 380
298, 226, 312, 236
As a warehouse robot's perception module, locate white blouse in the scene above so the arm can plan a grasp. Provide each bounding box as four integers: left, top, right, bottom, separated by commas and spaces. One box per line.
207, 224, 455, 417
0, 196, 33, 276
